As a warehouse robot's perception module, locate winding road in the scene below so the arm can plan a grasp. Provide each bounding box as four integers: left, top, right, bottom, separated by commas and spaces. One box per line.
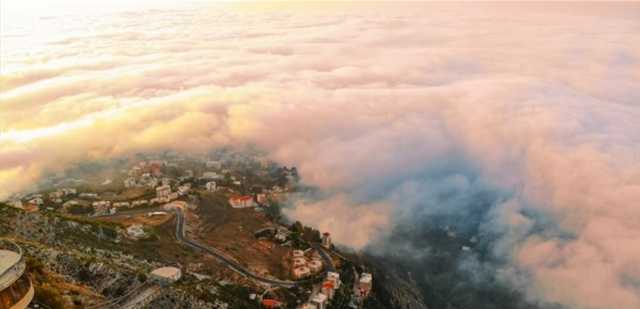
92, 204, 333, 288
174, 207, 302, 287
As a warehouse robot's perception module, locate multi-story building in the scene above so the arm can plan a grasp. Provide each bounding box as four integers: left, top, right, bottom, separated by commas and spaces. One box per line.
0, 239, 33, 309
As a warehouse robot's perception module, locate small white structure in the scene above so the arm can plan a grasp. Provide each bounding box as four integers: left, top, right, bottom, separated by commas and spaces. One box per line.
274, 229, 289, 243
321, 232, 332, 248
202, 172, 223, 180
28, 198, 43, 206
206, 161, 222, 169
79, 192, 98, 199
147, 211, 167, 217
358, 273, 373, 297
311, 293, 328, 309
9, 200, 23, 209
127, 224, 146, 239
150, 266, 182, 284
205, 181, 217, 192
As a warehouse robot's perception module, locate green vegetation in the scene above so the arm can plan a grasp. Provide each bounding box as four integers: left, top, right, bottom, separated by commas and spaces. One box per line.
67, 204, 92, 215
289, 221, 321, 249
35, 283, 67, 309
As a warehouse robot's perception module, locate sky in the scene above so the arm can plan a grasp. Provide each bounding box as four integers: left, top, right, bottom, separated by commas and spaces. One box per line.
1, 1, 640, 308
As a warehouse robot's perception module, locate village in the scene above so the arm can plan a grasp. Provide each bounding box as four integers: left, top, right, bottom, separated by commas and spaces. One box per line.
2, 150, 373, 309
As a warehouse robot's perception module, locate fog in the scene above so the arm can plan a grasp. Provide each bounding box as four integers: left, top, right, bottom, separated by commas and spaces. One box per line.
1, 2, 640, 308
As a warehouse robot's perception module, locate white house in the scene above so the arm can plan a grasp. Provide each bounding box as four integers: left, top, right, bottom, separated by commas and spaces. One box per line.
358, 273, 373, 297
127, 224, 146, 239
201, 172, 223, 180
205, 181, 217, 192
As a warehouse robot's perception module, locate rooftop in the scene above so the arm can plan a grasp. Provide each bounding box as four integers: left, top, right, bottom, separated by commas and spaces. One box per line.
0, 250, 20, 275
311, 293, 328, 303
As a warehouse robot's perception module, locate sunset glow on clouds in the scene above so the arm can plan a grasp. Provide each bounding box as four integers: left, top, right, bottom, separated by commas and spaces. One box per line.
2, 2, 640, 308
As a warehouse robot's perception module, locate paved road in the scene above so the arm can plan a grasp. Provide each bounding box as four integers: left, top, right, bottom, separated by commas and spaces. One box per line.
174, 208, 303, 287
91, 206, 166, 218
94, 205, 317, 287
312, 244, 336, 273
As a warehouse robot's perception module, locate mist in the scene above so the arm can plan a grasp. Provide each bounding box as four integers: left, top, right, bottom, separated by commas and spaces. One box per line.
2, 2, 640, 308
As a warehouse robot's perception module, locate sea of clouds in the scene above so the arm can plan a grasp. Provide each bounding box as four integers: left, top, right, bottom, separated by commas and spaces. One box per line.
1, 2, 640, 308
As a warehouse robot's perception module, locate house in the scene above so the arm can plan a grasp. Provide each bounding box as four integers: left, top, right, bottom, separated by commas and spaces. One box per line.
292, 266, 311, 279
321, 232, 332, 248
206, 161, 222, 169
308, 259, 323, 273
274, 228, 289, 243
150, 267, 182, 285
261, 299, 282, 309
310, 293, 328, 309
28, 197, 43, 206
326, 272, 341, 289
156, 185, 171, 198
62, 188, 77, 195
9, 200, 23, 209
229, 196, 255, 208
127, 224, 146, 239
79, 192, 98, 199
132, 200, 148, 207
201, 172, 223, 180
358, 273, 373, 297
49, 191, 64, 200
293, 257, 307, 268
322, 281, 335, 299
205, 181, 217, 192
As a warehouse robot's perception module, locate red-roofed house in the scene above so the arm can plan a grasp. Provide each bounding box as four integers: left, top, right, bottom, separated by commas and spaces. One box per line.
322, 281, 335, 299
262, 299, 282, 308
229, 195, 256, 208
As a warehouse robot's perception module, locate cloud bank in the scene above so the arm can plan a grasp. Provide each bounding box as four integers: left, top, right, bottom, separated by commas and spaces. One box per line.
2, 2, 640, 308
